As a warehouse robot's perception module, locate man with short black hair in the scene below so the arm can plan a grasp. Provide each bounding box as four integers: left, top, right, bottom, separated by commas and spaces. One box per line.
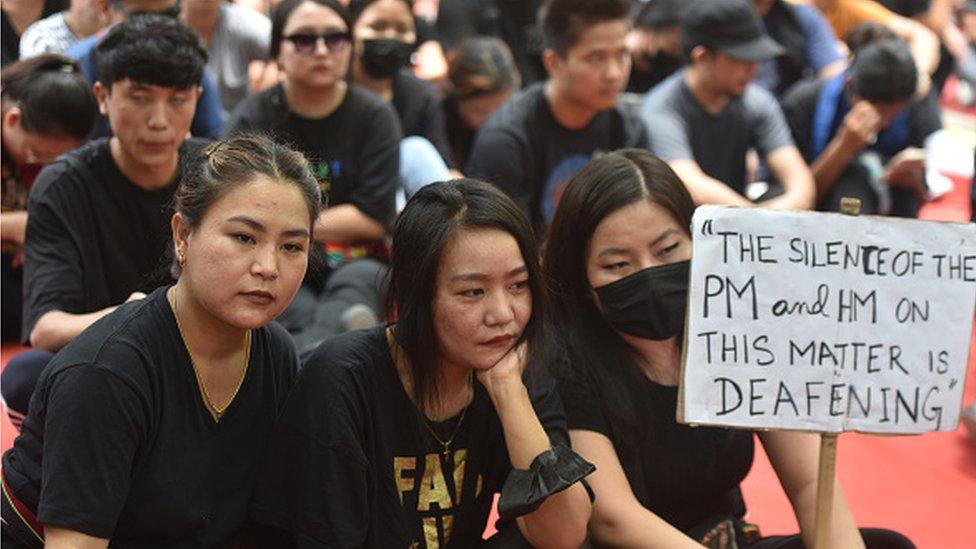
781, 37, 941, 216
2, 14, 209, 426
466, 0, 648, 236
642, 0, 816, 210
66, 0, 225, 137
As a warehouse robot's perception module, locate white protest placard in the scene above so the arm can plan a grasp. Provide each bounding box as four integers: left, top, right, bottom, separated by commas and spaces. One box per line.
678, 205, 976, 434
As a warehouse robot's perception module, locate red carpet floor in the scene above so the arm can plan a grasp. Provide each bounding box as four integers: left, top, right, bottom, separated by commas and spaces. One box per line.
741, 173, 976, 548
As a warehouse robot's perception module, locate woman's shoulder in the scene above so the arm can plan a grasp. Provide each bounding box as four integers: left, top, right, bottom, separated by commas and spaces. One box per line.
346, 84, 399, 118
299, 325, 391, 385
393, 70, 438, 101
43, 288, 173, 390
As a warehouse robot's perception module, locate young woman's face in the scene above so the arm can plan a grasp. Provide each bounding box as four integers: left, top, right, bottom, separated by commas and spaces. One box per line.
586, 199, 691, 290
353, 0, 416, 49
179, 176, 312, 330
278, 1, 352, 89
432, 227, 532, 372
1, 107, 83, 167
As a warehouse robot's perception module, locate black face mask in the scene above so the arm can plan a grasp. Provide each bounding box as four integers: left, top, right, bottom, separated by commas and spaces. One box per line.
641, 50, 684, 81
361, 38, 414, 78
594, 260, 690, 341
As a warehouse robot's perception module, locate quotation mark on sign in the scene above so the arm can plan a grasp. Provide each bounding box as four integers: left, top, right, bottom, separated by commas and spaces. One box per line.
701, 219, 714, 237
949, 379, 958, 390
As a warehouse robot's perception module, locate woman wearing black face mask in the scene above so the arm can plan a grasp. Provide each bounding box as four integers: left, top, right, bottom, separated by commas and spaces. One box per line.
544, 149, 916, 548
349, 0, 455, 201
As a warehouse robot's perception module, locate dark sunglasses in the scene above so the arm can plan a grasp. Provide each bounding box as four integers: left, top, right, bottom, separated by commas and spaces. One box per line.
284, 31, 352, 55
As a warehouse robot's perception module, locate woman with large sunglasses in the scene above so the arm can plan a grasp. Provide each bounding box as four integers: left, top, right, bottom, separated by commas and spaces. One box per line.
225, 0, 399, 350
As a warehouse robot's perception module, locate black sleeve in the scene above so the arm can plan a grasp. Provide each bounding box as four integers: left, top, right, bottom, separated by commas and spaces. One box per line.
36, 364, 147, 538
465, 127, 532, 221
353, 102, 401, 227
779, 80, 818, 163
524, 368, 570, 448
22, 165, 86, 341
250, 361, 372, 547
552, 371, 612, 439
908, 88, 941, 147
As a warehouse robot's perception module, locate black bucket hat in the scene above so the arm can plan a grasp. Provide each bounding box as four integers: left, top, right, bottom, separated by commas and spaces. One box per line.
682, 0, 785, 61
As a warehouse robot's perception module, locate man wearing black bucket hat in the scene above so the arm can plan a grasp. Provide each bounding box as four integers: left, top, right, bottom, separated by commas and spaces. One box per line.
641, 0, 816, 211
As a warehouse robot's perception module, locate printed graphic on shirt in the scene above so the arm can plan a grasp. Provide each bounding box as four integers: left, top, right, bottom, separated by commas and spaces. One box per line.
540, 153, 599, 223
310, 159, 342, 196
395, 449, 484, 549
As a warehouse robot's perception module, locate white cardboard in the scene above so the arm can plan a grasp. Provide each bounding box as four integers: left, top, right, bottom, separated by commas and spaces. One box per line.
678, 206, 976, 434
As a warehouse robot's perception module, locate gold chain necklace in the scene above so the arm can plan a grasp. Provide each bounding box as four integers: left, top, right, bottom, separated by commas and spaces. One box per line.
171, 287, 252, 422
421, 375, 473, 460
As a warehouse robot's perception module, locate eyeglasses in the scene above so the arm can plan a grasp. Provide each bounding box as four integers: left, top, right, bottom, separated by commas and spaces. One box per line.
283, 31, 352, 55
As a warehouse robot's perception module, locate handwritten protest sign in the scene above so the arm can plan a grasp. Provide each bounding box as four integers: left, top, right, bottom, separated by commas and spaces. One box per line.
678, 206, 976, 434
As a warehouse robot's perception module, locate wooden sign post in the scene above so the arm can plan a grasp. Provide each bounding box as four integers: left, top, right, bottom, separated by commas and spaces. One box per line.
813, 197, 861, 549
677, 203, 976, 544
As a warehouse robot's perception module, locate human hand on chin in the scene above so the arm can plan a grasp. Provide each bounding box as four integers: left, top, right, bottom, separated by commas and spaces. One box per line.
477, 343, 527, 395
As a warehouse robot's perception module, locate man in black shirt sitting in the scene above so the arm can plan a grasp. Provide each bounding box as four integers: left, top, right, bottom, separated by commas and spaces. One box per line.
466, 0, 649, 237
1, 15, 208, 427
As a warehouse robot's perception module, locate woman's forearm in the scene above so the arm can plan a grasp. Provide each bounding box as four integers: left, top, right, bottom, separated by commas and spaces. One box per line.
487, 379, 591, 548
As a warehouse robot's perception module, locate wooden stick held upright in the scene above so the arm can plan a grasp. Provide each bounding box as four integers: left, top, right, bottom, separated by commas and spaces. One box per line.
813, 197, 861, 549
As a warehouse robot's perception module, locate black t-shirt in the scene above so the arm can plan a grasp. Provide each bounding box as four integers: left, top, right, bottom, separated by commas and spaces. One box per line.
780, 76, 942, 165
251, 326, 570, 548
393, 70, 455, 168
554, 360, 754, 536
0, 0, 68, 67
224, 83, 401, 229
22, 138, 209, 342
466, 83, 649, 234
2, 286, 299, 545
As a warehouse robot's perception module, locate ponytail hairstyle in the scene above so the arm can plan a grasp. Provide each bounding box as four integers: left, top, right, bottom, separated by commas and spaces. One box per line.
1, 54, 97, 140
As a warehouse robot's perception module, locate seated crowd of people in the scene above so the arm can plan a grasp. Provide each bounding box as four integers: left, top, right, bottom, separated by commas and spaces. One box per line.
0, 0, 972, 546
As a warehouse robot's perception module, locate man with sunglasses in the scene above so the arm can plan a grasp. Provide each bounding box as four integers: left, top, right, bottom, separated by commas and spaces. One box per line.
225, 0, 400, 350
64, 0, 225, 138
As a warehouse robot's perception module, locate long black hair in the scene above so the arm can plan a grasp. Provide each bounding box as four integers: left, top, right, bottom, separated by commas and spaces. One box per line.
544, 149, 694, 453
389, 179, 550, 414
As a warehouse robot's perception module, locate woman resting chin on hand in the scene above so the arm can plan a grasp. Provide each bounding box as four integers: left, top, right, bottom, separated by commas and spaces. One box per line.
250, 179, 594, 548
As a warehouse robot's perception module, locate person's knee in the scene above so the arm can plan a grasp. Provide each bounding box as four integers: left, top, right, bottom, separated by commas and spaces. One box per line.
1, 349, 55, 417
400, 136, 452, 197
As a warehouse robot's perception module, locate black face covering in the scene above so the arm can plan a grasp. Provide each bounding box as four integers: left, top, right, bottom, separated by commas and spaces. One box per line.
361, 38, 414, 78
641, 50, 684, 81
594, 260, 691, 341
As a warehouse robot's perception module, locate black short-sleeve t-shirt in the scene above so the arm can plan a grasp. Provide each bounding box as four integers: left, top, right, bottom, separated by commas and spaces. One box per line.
554, 360, 754, 535
22, 138, 209, 342
2, 286, 299, 545
224, 83, 402, 228
466, 83, 649, 235
251, 326, 569, 548
393, 70, 455, 168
